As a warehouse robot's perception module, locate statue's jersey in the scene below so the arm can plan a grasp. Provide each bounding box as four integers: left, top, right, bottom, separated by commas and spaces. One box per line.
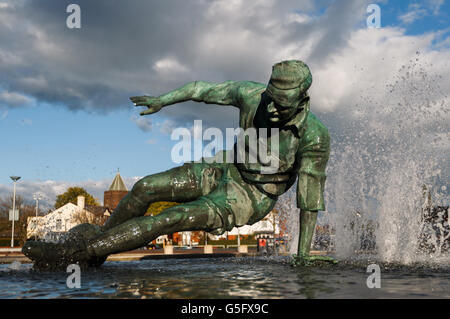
214, 81, 330, 211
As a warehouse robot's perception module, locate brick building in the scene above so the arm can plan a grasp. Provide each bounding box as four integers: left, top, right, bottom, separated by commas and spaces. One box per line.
104, 172, 128, 210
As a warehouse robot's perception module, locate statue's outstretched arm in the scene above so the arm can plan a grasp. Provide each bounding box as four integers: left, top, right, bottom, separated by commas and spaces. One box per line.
130, 81, 242, 116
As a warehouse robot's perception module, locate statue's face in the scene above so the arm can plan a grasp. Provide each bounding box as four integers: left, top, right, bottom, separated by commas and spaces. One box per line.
266, 98, 297, 123
266, 91, 309, 124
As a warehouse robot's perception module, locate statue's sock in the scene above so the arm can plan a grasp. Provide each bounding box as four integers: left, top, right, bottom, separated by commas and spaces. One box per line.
88, 217, 154, 258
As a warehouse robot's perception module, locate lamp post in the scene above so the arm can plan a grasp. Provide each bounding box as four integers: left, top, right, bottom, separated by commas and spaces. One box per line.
10, 176, 21, 248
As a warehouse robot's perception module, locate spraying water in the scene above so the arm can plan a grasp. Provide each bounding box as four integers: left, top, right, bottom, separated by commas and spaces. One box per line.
278, 52, 449, 265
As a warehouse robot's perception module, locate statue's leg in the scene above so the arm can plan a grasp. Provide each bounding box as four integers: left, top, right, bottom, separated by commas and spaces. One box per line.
23, 163, 276, 268
86, 199, 223, 257
22, 163, 223, 268
102, 163, 223, 231
87, 164, 277, 258
22, 200, 222, 269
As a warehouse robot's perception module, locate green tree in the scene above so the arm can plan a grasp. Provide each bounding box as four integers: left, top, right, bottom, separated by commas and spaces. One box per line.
54, 187, 99, 209
145, 201, 180, 216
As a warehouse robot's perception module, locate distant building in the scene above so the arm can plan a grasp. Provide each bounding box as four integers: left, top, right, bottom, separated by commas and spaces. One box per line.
217, 210, 281, 240
27, 196, 111, 241
162, 210, 282, 246
104, 172, 128, 210
26, 172, 128, 241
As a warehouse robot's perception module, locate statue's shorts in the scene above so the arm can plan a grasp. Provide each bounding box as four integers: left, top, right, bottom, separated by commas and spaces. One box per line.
181, 162, 277, 235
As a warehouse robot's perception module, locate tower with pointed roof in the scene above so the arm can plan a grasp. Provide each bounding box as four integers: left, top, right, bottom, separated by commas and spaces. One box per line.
104, 171, 129, 210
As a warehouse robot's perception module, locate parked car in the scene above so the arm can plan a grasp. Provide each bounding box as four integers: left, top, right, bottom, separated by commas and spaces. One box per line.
146, 243, 161, 250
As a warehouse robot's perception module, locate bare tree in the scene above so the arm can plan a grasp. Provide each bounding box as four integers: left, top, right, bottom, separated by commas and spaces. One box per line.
0, 195, 25, 213
0, 195, 36, 245
16, 205, 36, 245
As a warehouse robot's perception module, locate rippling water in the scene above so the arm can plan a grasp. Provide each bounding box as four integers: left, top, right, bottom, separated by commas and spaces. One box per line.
1, 256, 449, 299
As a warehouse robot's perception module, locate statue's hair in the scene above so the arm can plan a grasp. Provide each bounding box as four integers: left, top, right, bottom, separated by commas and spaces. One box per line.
270, 60, 312, 92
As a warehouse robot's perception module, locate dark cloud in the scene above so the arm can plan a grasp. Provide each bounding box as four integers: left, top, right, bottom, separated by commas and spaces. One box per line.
0, 0, 370, 121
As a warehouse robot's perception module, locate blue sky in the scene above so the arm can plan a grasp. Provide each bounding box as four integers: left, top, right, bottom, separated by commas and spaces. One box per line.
381, 0, 450, 34
1, 102, 174, 184
0, 0, 448, 208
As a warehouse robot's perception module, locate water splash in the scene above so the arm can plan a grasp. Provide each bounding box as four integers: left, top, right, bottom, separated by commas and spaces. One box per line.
280, 52, 449, 265
330, 53, 449, 264
274, 188, 299, 255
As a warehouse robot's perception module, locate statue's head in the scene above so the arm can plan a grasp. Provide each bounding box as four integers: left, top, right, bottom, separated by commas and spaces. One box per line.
266, 60, 311, 123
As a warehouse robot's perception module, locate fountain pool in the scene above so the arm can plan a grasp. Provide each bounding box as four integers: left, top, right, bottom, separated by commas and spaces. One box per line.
1, 256, 449, 299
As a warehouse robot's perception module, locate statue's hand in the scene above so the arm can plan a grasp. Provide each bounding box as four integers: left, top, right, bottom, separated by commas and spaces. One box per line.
130, 96, 163, 116
290, 254, 338, 267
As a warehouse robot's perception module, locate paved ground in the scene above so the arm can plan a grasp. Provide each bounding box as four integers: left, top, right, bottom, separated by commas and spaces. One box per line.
0, 247, 255, 264
0, 246, 327, 264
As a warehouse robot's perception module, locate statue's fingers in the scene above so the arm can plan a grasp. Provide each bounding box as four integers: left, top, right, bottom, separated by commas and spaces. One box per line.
130, 96, 143, 102
130, 96, 149, 106
140, 108, 155, 116
130, 97, 141, 106
133, 101, 150, 107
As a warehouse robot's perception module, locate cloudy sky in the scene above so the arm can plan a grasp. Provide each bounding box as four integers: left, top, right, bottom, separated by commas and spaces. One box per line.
0, 0, 449, 209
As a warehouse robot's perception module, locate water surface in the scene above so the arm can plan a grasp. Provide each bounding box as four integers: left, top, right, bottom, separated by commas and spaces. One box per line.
1, 256, 449, 299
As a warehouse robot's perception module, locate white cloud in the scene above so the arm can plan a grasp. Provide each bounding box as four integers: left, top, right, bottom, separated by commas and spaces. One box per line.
131, 115, 152, 132
399, 4, 428, 24
153, 57, 189, 75
310, 27, 450, 114
287, 12, 315, 24
157, 119, 178, 135
0, 91, 32, 107
428, 0, 444, 15
0, 177, 140, 209
399, 1, 445, 25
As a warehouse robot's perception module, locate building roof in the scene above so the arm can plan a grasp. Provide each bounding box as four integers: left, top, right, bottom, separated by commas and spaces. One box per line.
108, 172, 128, 192
85, 205, 110, 217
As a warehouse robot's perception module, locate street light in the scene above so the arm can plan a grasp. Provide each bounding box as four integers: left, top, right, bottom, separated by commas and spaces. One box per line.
10, 176, 21, 248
